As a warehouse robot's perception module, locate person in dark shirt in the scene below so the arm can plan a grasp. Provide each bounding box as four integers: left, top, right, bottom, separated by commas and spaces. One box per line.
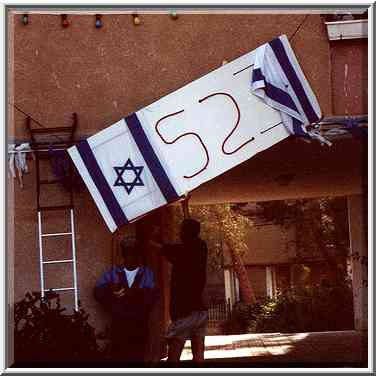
94, 236, 158, 363
150, 218, 208, 364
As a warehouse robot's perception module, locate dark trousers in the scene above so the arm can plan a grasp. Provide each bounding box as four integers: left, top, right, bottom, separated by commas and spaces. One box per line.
111, 318, 149, 363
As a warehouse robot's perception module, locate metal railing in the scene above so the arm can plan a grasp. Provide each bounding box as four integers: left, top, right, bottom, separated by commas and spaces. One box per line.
208, 299, 232, 322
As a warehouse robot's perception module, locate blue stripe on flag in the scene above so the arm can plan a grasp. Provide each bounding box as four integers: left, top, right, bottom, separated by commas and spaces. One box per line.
125, 113, 180, 203
76, 140, 128, 228
252, 68, 299, 115
269, 37, 319, 124
265, 82, 299, 113
292, 117, 307, 137
252, 68, 265, 82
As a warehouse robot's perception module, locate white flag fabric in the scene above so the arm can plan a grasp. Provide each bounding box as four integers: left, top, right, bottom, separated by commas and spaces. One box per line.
68, 35, 322, 232
251, 35, 327, 143
68, 119, 179, 232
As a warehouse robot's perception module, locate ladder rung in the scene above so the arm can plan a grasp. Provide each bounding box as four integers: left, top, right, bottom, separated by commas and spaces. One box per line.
38, 205, 73, 212
39, 179, 63, 185
43, 259, 74, 264
32, 142, 72, 149
30, 126, 75, 134
44, 287, 75, 292
42, 232, 73, 237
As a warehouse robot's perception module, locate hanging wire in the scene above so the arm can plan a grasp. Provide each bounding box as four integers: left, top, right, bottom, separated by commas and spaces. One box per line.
8, 148, 66, 154
290, 14, 310, 41
11, 103, 70, 144
12, 103, 47, 129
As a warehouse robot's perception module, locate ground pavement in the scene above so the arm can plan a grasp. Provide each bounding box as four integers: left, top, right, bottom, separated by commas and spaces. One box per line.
175, 330, 367, 368
12, 330, 367, 368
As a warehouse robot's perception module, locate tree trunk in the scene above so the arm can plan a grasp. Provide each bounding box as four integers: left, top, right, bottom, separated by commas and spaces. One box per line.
226, 243, 256, 305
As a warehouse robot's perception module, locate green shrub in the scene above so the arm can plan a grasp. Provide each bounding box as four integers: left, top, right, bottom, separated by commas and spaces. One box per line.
222, 281, 354, 334
221, 302, 254, 334
14, 291, 101, 363
249, 282, 354, 333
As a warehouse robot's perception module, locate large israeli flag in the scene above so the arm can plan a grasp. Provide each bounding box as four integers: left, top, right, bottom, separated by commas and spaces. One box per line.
68, 35, 322, 232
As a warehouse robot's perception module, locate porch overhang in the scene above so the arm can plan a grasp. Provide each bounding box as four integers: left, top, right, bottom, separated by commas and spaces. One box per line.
189, 118, 367, 204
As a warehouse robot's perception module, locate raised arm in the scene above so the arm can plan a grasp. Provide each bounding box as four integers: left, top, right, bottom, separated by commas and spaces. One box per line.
147, 225, 178, 264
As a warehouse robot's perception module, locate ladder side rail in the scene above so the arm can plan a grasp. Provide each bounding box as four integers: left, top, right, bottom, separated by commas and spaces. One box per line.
37, 212, 45, 299
68, 113, 77, 208
70, 209, 79, 311
35, 151, 41, 211
69, 156, 74, 209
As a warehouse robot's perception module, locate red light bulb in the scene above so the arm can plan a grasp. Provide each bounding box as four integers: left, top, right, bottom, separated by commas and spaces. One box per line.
61, 14, 69, 28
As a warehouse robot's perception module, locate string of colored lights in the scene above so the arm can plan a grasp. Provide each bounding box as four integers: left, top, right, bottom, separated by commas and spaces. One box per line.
21, 11, 180, 28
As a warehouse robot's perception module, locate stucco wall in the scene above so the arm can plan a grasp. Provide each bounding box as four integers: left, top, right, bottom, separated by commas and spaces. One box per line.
246, 266, 267, 298
8, 12, 331, 141
222, 223, 296, 266
245, 224, 296, 265
330, 39, 368, 116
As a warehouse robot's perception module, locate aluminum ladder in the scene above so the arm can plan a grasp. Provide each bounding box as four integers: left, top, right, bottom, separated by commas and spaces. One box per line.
27, 114, 79, 310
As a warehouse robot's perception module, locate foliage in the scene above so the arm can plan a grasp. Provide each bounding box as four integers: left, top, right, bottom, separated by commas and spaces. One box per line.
257, 198, 348, 254
171, 203, 253, 273
221, 302, 254, 334
244, 197, 350, 283
14, 291, 100, 363
222, 281, 354, 334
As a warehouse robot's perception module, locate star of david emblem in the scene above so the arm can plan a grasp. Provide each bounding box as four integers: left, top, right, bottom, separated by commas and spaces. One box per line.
113, 158, 144, 195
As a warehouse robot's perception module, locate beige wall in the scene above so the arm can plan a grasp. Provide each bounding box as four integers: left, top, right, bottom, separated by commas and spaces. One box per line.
8, 12, 332, 141
223, 223, 296, 266
331, 39, 368, 116
246, 266, 267, 298
245, 224, 296, 265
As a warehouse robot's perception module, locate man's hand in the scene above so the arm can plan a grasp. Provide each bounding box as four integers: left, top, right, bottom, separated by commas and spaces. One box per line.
113, 287, 126, 298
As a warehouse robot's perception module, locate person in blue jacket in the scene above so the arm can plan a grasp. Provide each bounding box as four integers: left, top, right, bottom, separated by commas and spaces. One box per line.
94, 235, 158, 363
